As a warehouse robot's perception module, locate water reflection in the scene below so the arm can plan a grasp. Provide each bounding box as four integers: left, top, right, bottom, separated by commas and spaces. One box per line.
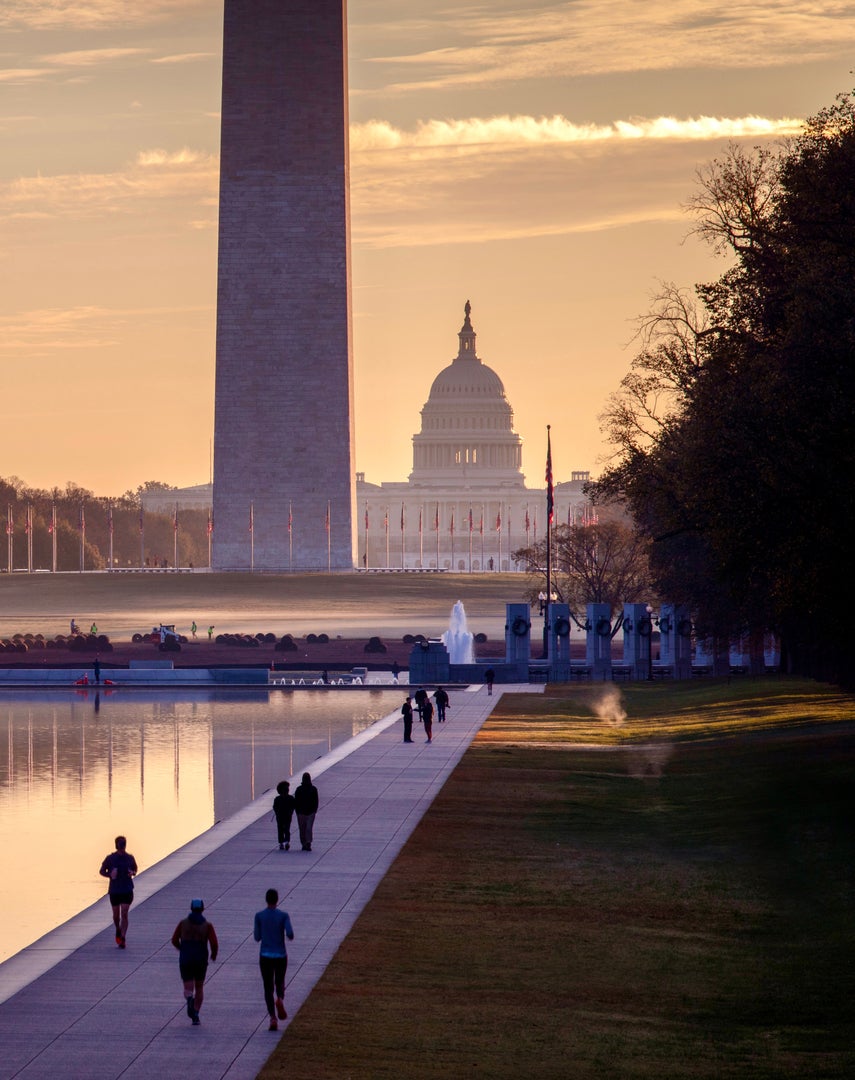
0, 688, 398, 964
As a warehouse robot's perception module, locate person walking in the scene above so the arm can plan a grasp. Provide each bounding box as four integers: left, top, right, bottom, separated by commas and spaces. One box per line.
422, 697, 434, 743
171, 898, 218, 1025
93, 657, 101, 684
294, 772, 319, 851
207, 625, 214, 640
401, 695, 414, 742
414, 686, 428, 720
254, 888, 295, 1031
391, 660, 400, 684
99, 835, 138, 948
273, 780, 296, 850
434, 686, 449, 722
191, 620, 197, 640
485, 667, 495, 696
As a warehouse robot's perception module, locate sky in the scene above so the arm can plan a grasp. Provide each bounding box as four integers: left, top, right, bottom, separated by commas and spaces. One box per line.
1, 1, 853, 497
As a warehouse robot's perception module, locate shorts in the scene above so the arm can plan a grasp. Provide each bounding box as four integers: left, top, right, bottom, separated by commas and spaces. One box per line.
179, 961, 208, 982
109, 892, 134, 906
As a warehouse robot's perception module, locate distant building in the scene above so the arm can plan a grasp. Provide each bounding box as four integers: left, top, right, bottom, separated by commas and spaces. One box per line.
151, 302, 594, 571
356, 302, 594, 571
140, 484, 213, 516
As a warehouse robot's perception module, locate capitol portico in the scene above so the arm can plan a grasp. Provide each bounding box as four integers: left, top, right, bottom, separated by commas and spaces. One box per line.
356, 302, 593, 571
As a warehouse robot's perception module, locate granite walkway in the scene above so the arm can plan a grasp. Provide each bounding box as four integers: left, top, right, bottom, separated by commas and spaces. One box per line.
0, 684, 541, 1080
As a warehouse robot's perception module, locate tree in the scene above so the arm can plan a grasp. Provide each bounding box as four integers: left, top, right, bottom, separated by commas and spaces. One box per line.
513, 519, 653, 628
594, 89, 855, 685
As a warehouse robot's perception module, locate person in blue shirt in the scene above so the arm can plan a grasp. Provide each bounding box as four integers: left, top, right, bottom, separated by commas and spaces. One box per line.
254, 888, 295, 1031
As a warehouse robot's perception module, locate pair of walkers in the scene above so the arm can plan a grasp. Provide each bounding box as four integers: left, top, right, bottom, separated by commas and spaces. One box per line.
170, 890, 294, 1030
402, 693, 435, 743
273, 773, 319, 851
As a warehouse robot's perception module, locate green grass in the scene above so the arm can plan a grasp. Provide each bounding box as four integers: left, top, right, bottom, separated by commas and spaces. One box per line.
259, 679, 855, 1079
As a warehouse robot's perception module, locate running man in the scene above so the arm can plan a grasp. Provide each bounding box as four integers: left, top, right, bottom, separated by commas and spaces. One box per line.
99, 835, 138, 948
172, 898, 219, 1025
254, 888, 295, 1030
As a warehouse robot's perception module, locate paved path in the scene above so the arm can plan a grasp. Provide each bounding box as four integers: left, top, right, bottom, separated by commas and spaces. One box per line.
0, 685, 541, 1080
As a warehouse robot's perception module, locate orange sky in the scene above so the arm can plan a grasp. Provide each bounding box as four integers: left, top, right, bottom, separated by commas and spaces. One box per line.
1, 2, 852, 495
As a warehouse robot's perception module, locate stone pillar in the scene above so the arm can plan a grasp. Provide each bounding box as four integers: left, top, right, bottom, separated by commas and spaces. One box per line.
505, 603, 532, 666
547, 602, 571, 680
585, 603, 612, 681
213, 0, 355, 570
659, 604, 693, 679
623, 603, 652, 680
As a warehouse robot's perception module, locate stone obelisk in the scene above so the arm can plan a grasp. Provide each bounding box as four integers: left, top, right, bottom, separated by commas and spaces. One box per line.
212, 0, 355, 570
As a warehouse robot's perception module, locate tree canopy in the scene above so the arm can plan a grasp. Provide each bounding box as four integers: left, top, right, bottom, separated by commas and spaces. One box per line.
594, 89, 855, 684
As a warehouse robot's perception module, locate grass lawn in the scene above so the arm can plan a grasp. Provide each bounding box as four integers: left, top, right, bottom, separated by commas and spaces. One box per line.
260, 679, 855, 1079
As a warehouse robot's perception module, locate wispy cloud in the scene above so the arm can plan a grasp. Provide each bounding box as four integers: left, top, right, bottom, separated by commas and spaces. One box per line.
39, 47, 150, 67
0, 147, 218, 224
0, 1, 213, 31
351, 113, 804, 151
0, 303, 212, 355
360, 0, 855, 92
0, 67, 50, 83
151, 52, 216, 65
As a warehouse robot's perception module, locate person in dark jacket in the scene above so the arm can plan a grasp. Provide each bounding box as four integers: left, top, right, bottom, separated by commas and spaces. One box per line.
294, 772, 319, 851
273, 780, 296, 850
401, 696, 414, 742
99, 835, 137, 948
434, 686, 449, 722
422, 697, 434, 743
171, 898, 218, 1025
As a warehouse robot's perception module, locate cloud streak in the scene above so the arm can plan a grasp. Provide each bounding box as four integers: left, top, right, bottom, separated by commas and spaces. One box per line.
351, 113, 804, 151
360, 0, 855, 92
0, 1, 213, 31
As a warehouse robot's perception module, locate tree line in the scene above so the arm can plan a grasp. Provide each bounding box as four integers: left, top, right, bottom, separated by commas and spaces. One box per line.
590, 89, 855, 686
0, 478, 210, 571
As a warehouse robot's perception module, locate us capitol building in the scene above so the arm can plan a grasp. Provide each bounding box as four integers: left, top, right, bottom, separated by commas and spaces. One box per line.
356, 301, 593, 571
143, 302, 594, 571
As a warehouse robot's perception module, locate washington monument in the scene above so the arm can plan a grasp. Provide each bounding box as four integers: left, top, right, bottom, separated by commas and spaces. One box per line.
212, 0, 355, 570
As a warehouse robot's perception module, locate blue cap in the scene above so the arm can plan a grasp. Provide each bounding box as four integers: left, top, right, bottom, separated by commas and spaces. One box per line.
190, 898, 204, 912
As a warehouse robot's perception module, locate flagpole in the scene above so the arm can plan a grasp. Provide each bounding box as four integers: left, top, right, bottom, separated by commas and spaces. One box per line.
400, 503, 405, 569
327, 500, 331, 572
544, 424, 554, 660
384, 506, 389, 568
139, 504, 145, 568
51, 502, 57, 573
435, 503, 439, 569
363, 503, 368, 568
173, 501, 178, 569
480, 505, 484, 571
79, 504, 85, 573
250, 501, 254, 571
288, 500, 293, 571
419, 505, 423, 568
6, 504, 12, 574
108, 502, 114, 571
468, 506, 473, 573
26, 504, 33, 573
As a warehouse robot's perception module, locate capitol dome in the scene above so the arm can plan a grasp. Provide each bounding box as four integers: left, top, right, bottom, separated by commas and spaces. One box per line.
410, 301, 524, 490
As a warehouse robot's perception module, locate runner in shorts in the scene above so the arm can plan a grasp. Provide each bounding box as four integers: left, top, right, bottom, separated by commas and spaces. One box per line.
171, 899, 219, 1025
99, 835, 138, 948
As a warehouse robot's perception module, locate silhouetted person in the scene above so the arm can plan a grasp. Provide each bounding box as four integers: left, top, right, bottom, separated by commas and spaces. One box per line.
294, 772, 319, 851
254, 888, 294, 1031
172, 898, 218, 1025
99, 835, 137, 948
273, 780, 296, 850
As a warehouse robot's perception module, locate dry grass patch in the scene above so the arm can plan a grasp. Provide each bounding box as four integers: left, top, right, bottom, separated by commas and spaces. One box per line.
260, 679, 855, 1080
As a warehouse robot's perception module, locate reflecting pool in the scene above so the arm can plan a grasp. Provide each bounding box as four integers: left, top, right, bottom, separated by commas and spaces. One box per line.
0, 687, 399, 963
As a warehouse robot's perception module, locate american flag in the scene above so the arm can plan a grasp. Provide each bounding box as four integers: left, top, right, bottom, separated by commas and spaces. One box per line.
545, 425, 554, 526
